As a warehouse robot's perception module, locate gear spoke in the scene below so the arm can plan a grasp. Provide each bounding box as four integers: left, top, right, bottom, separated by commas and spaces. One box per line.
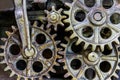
95, 65, 104, 80
94, 27, 99, 43
101, 56, 117, 61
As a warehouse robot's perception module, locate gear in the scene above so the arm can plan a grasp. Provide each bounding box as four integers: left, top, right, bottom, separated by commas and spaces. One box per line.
59, 38, 120, 80
64, 0, 120, 51
0, 23, 61, 80
45, 6, 66, 30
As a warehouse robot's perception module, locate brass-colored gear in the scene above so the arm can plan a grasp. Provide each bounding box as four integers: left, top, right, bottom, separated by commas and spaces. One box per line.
45, 6, 66, 30
59, 38, 120, 80
64, 0, 120, 51
0, 23, 61, 80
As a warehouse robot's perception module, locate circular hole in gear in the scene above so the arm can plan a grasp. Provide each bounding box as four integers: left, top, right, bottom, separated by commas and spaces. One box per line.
70, 59, 82, 70
100, 61, 111, 72
75, 10, 86, 22
16, 60, 27, 71
102, 45, 112, 55
42, 48, 53, 59
110, 13, 120, 24
33, 61, 43, 73
102, 0, 114, 9
71, 42, 83, 53
82, 26, 93, 38
84, 0, 96, 7
36, 33, 46, 44
85, 68, 96, 79
100, 27, 112, 39
10, 44, 20, 55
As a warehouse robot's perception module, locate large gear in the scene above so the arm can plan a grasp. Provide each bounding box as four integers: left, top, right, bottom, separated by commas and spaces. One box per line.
0, 23, 61, 80
64, 0, 120, 51
59, 38, 120, 80
45, 6, 66, 30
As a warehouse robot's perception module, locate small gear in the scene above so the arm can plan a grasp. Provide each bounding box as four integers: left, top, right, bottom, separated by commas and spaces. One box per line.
64, 0, 120, 51
0, 23, 61, 80
45, 6, 66, 30
59, 38, 120, 80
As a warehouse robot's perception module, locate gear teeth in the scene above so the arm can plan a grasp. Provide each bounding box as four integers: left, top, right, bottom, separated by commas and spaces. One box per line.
55, 62, 60, 66
0, 45, 5, 49
1, 38, 7, 42
100, 45, 105, 52
33, 21, 38, 27
0, 53, 4, 57
46, 28, 51, 33
60, 43, 67, 48
46, 73, 50, 78
0, 60, 5, 64
17, 76, 21, 80
63, 66, 67, 70
5, 31, 12, 37
92, 45, 96, 51
76, 38, 82, 45
62, 15, 67, 19
10, 71, 15, 77
65, 2, 71, 7
70, 33, 76, 39
58, 51, 64, 55
113, 73, 119, 78
63, 18, 70, 23
11, 26, 17, 32
57, 55, 62, 59
4, 66, 10, 71
52, 34, 57, 39
64, 73, 70, 78
65, 25, 72, 31
84, 44, 89, 50
108, 43, 112, 49
58, 59, 64, 63
25, 78, 29, 80
115, 39, 119, 44
51, 69, 56, 73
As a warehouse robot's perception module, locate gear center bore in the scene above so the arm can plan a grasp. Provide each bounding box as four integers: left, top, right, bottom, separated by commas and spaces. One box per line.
84, 52, 100, 65
49, 12, 60, 23
89, 9, 106, 25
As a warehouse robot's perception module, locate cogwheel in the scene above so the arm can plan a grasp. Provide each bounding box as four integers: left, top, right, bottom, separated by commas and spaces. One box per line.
63, 0, 120, 51
45, 6, 66, 30
58, 38, 120, 80
0, 22, 62, 80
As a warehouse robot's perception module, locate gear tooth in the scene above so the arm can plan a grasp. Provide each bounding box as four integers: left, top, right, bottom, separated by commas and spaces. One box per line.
64, 72, 70, 78
62, 15, 67, 19
92, 45, 96, 51
46, 28, 51, 33
1, 38, 7, 42
33, 21, 38, 27
108, 43, 112, 49
63, 18, 70, 23
44, 10, 49, 14
17, 76, 21, 80
0, 60, 5, 64
72, 77, 77, 80
58, 58, 64, 63
25, 78, 29, 80
57, 55, 62, 59
113, 73, 119, 78
65, 2, 71, 7
70, 33, 76, 39
52, 34, 57, 39
51, 69, 56, 73
4, 66, 10, 71
64, 37, 69, 42
100, 45, 104, 52
76, 38, 82, 45
60, 22, 64, 26
10, 71, 15, 77
0, 53, 4, 57
55, 62, 60, 66
84, 43, 89, 50
11, 26, 17, 31
63, 66, 67, 69
58, 51, 64, 55
0, 45, 5, 49
60, 43, 67, 48
115, 39, 119, 44
52, 6, 56, 11
65, 26, 72, 32
5, 31, 12, 37
46, 73, 50, 78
